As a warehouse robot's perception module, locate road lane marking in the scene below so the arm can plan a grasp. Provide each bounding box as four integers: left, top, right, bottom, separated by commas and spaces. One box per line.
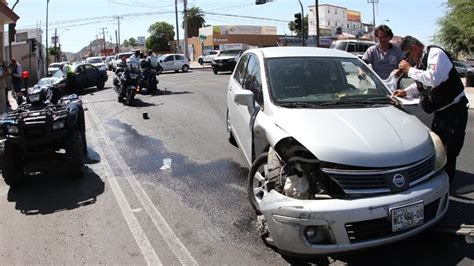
87, 106, 162, 266
88, 104, 198, 266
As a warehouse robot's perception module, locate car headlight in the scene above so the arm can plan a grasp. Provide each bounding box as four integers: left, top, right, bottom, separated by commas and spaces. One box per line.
7, 124, 19, 134
429, 131, 447, 172
29, 93, 41, 103
52, 120, 65, 130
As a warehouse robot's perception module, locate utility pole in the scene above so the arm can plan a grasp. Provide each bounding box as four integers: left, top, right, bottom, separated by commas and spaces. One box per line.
183, 0, 189, 59
115, 30, 119, 53
297, 0, 305, 46
315, 0, 319, 47
367, 0, 378, 41
54, 28, 57, 62
175, 0, 180, 53
114, 16, 123, 53
46, 0, 50, 71
100, 27, 107, 56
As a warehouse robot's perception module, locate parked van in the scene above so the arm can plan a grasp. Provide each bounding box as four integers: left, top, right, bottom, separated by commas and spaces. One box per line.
330, 40, 376, 58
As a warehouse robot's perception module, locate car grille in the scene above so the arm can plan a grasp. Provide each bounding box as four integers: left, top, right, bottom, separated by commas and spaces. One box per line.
322, 154, 435, 194
344, 199, 440, 243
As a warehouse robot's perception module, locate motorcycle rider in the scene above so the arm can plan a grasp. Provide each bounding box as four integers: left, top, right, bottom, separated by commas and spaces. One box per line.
128, 50, 142, 70
146, 50, 159, 69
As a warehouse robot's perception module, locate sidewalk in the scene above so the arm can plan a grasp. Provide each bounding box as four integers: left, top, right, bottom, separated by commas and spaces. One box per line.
189, 61, 212, 70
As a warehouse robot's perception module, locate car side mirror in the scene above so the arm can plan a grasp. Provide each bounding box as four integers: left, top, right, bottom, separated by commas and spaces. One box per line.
233, 90, 255, 107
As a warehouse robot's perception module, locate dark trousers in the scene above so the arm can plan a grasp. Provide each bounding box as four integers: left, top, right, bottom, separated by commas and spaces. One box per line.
431, 96, 469, 183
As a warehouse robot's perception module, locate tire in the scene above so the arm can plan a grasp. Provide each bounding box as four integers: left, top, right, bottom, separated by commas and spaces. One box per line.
65, 131, 85, 179
198, 58, 203, 65
248, 153, 269, 215
96, 80, 105, 90
125, 89, 135, 106
2, 142, 23, 186
213, 69, 218, 75
78, 107, 87, 155
157, 67, 163, 74
226, 109, 237, 147
182, 65, 189, 72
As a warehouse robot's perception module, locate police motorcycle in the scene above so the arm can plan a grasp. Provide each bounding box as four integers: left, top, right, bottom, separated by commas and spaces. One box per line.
140, 58, 159, 94
114, 59, 142, 105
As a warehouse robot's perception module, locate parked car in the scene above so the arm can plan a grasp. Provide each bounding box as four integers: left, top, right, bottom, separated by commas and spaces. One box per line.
453, 60, 474, 78
111, 52, 134, 71
330, 39, 376, 59
53, 63, 108, 93
211, 49, 243, 74
47, 61, 68, 77
227, 47, 448, 257
157, 54, 189, 73
86, 56, 108, 71
105, 55, 115, 70
198, 50, 221, 65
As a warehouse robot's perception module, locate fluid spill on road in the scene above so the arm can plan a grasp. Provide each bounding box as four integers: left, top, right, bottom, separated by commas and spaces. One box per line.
104, 119, 261, 248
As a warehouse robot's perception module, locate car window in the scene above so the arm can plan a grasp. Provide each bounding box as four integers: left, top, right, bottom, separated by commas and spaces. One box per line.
243, 55, 263, 105
84, 64, 96, 71
266, 57, 388, 104
164, 56, 174, 62
175, 55, 185, 61
347, 43, 356, 52
234, 54, 249, 86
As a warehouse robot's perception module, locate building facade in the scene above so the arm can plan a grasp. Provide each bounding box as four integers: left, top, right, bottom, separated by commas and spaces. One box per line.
308, 4, 364, 37
0, 0, 19, 113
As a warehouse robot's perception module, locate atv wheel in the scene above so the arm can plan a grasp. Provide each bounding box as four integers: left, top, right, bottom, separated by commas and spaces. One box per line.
78, 107, 87, 155
248, 153, 269, 215
2, 142, 23, 186
65, 131, 85, 179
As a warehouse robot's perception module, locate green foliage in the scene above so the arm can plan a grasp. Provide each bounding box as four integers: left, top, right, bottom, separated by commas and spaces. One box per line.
123, 39, 130, 47
288, 15, 308, 36
434, 0, 474, 58
182, 6, 206, 38
128, 38, 138, 47
146, 21, 175, 52
48, 47, 61, 56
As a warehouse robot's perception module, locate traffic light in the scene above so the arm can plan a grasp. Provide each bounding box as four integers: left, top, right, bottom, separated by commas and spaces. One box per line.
294, 13, 302, 31
31, 38, 37, 53
8, 23, 16, 42
336, 26, 342, 35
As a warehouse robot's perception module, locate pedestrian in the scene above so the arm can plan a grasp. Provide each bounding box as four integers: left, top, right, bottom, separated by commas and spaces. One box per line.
393, 36, 469, 184
10, 59, 23, 105
362, 25, 405, 80
0, 61, 10, 110
146, 50, 159, 69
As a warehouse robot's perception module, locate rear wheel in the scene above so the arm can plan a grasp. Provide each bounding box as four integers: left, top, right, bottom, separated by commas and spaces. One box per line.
198, 58, 203, 65
182, 65, 189, 72
248, 153, 269, 215
2, 142, 24, 186
96, 80, 105, 90
65, 131, 85, 179
78, 107, 87, 155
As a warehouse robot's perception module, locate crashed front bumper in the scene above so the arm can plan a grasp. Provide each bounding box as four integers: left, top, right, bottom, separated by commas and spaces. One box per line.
260, 170, 449, 256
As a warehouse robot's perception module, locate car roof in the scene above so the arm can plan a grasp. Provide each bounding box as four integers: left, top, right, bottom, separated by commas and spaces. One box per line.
332, 40, 376, 44
245, 47, 358, 59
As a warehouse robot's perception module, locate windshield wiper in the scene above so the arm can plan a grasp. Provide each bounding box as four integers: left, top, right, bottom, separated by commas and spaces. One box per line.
279, 102, 322, 108
319, 99, 373, 106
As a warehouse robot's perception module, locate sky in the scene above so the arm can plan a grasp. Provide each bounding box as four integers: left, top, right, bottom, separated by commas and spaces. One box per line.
9, 0, 448, 53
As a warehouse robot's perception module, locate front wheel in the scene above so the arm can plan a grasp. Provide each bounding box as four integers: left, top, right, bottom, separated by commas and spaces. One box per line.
226, 109, 237, 147
248, 153, 269, 215
65, 131, 85, 179
2, 142, 23, 186
96, 80, 105, 90
213, 69, 218, 75
125, 88, 135, 106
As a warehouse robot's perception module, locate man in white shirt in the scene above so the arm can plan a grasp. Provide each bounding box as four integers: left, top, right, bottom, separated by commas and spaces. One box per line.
394, 36, 469, 184
146, 50, 159, 69
128, 50, 142, 69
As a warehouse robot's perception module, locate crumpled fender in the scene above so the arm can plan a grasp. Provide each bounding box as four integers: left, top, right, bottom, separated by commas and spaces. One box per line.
253, 112, 290, 158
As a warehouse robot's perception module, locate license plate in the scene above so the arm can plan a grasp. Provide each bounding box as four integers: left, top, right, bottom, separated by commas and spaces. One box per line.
390, 201, 424, 232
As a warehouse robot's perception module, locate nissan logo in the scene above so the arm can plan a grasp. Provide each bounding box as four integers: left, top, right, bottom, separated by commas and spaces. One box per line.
393, 174, 406, 188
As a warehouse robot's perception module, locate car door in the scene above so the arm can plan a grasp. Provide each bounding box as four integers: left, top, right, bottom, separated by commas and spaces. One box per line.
83, 64, 98, 88
74, 65, 88, 90
175, 55, 186, 70
161, 55, 175, 71
228, 54, 262, 164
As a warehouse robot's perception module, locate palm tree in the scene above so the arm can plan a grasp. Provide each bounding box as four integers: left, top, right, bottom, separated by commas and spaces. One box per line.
182, 6, 206, 38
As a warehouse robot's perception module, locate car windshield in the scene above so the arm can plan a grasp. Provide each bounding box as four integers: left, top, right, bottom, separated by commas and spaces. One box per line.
37, 78, 54, 87
220, 50, 241, 56
49, 63, 62, 68
266, 57, 390, 105
87, 58, 102, 64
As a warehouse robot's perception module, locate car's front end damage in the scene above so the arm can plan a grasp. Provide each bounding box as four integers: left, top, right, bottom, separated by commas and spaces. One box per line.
249, 108, 449, 257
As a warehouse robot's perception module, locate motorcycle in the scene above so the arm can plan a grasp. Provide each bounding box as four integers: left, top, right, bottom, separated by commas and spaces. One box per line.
114, 61, 142, 105
141, 59, 159, 94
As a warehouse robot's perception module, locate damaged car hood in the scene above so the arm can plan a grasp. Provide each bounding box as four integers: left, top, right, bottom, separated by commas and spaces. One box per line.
271, 106, 433, 167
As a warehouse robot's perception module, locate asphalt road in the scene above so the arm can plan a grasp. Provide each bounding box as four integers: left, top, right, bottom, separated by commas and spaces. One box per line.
0, 69, 472, 265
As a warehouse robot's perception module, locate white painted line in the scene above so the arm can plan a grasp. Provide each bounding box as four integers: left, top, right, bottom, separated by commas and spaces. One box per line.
88, 104, 198, 266
87, 106, 162, 266
132, 208, 143, 213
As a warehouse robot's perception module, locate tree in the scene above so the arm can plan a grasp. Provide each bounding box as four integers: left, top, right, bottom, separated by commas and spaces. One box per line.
127, 37, 138, 47
146, 21, 175, 52
288, 15, 308, 36
182, 6, 206, 38
123, 39, 130, 47
434, 0, 474, 58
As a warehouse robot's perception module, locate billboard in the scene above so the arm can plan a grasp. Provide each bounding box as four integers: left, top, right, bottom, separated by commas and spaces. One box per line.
213, 25, 277, 35
137, 36, 145, 46
347, 10, 361, 22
